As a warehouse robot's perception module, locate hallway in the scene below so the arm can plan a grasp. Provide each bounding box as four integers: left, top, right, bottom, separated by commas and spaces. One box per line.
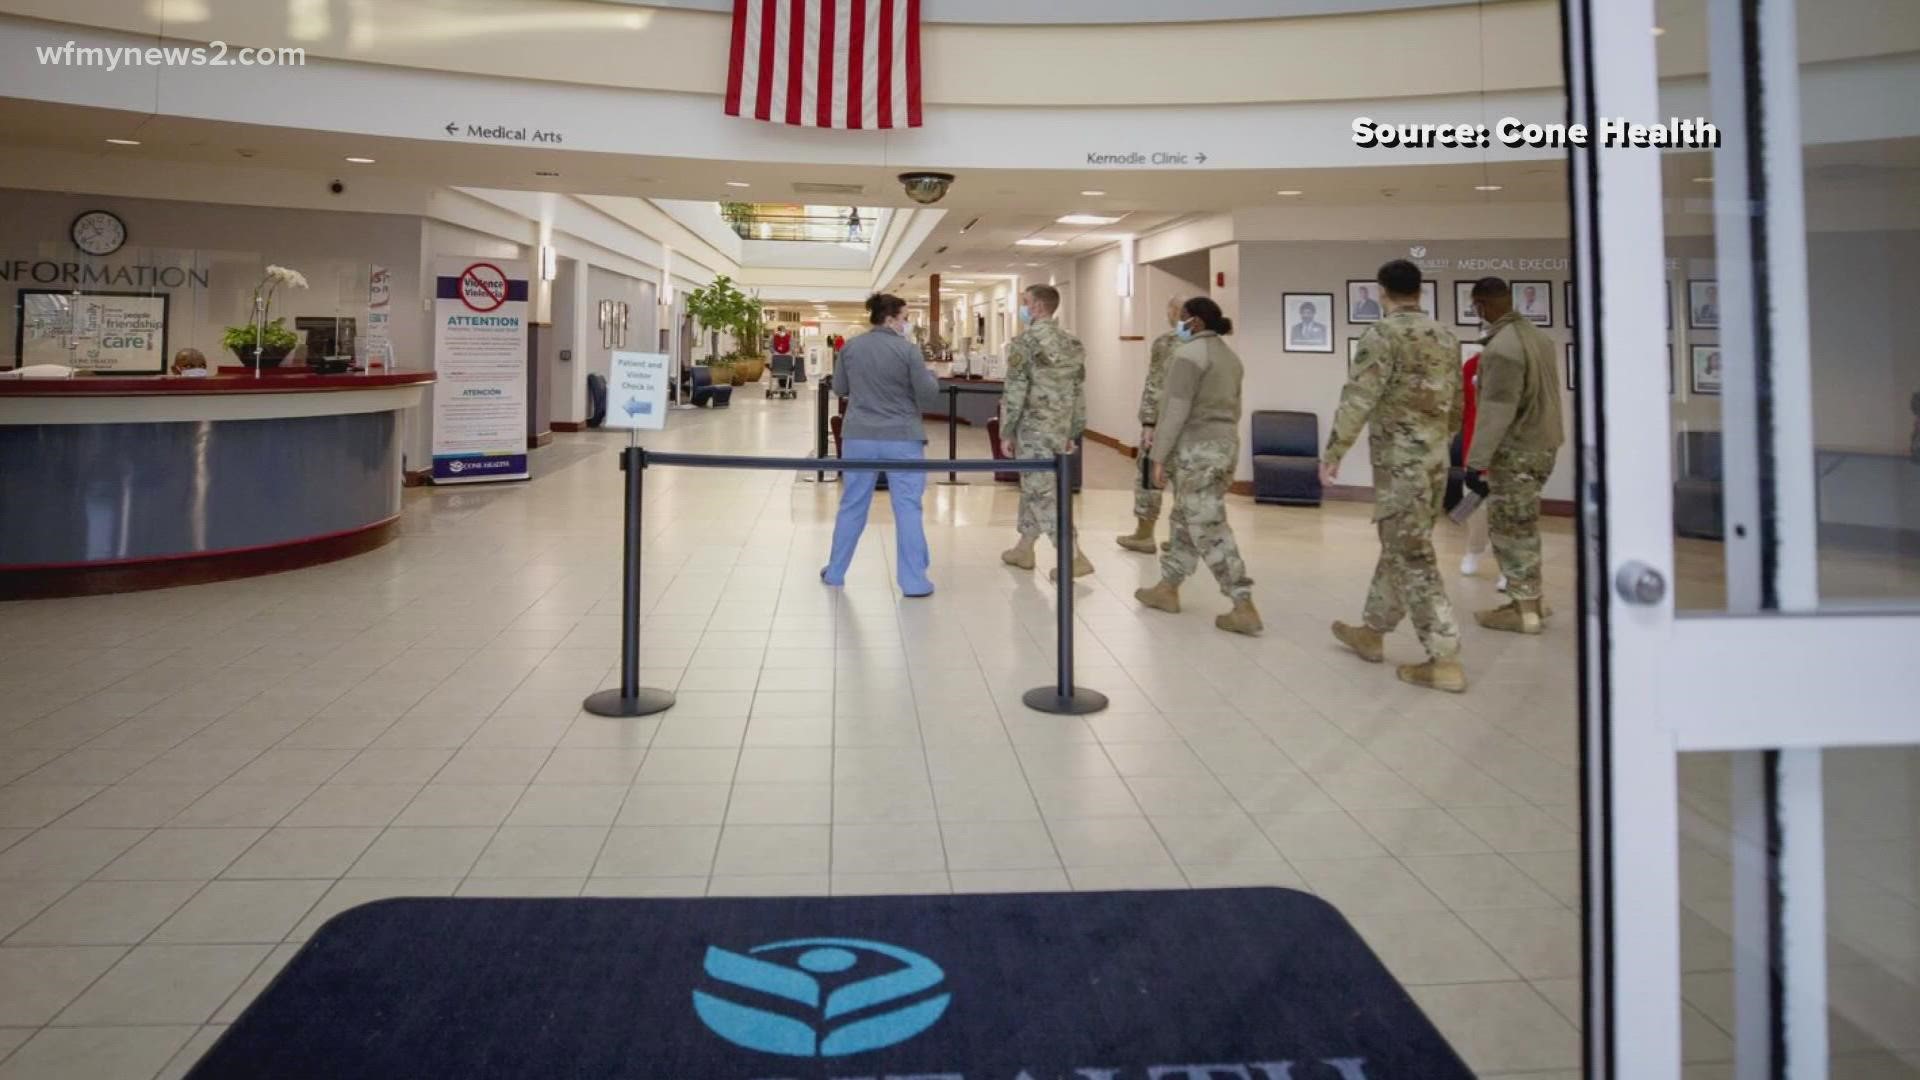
6, 393, 1583, 1077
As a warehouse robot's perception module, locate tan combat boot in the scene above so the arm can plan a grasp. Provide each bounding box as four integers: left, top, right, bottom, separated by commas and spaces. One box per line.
1397, 658, 1469, 693
1331, 621, 1386, 663
1001, 535, 1036, 570
1116, 518, 1157, 554
1216, 598, 1264, 636
1135, 580, 1181, 613
1475, 599, 1545, 635
1047, 547, 1096, 583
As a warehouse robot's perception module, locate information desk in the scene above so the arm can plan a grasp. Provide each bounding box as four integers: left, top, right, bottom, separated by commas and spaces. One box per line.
0, 372, 433, 598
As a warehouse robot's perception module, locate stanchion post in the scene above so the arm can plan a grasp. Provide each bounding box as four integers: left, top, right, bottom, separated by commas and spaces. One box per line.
814, 378, 829, 483
1021, 450, 1108, 716
583, 446, 676, 718
939, 385, 962, 485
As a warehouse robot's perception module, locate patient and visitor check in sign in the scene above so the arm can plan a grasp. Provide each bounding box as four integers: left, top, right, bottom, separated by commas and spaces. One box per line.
607, 351, 670, 432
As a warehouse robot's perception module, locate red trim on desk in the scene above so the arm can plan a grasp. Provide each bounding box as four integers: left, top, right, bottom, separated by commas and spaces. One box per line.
0, 517, 402, 600
0, 372, 435, 396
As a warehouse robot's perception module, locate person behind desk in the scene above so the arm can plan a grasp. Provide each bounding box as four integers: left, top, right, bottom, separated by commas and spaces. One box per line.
821, 293, 943, 597
170, 348, 210, 377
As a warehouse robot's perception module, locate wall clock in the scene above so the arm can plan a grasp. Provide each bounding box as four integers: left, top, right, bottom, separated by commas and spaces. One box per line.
71, 210, 127, 256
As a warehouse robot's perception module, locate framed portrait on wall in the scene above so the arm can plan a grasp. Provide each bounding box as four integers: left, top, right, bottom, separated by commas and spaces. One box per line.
1418, 281, 1439, 321
1347, 336, 1364, 370
1454, 281, 1482, 327
1460, 340, 1484, 368
1282, 293, 1334, 353
1346, 281, 1385, 324
1688, 279, 1719, 330
1564, 343, 1577, 391
1690, 344, 1723, 395
1513, 281, 1553, 326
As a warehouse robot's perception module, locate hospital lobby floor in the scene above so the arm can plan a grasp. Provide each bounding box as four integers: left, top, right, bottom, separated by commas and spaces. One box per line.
0, 391, 1880, 1080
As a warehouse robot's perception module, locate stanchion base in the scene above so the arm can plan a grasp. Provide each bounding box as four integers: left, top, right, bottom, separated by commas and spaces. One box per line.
583, 687, 677, 718
936, 479, 967, 486
1021, 686, 1109, 716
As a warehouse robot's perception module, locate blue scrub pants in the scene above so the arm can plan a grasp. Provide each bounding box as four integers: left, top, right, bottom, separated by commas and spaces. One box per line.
823, 439, 932, 596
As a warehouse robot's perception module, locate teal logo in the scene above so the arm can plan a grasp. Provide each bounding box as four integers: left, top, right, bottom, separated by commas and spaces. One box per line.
693, 938, 951, 1058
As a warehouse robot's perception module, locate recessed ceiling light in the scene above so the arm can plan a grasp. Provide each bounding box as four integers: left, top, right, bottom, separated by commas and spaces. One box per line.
1079, 190, 1106, 197
1474, 184, 1504, 192
1014, 238, 1064, 247
950, 265, 964, 269
1651, 26, 1666, 36
105, 138, 141, 146
344, 156, 376, 164
1057, 214, 1122, 226
535, 170, 561, 177
725, 180, 751, 188
1692, 176, 1714, 184
1276, 189, 1304, 196
1024, 262, 1043, 267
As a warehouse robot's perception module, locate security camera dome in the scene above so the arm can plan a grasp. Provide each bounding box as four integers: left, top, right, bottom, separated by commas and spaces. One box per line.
898, 172, 956, 205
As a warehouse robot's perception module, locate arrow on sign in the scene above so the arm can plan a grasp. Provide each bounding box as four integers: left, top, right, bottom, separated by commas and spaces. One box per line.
444, 122, 458, 136
1196, 152, 1208, 164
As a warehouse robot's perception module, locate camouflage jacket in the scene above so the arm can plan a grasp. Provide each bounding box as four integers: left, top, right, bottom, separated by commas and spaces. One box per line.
1323, 304, 1465, 518
1138, 329, 1180, 427
1002, 317, 1087, 440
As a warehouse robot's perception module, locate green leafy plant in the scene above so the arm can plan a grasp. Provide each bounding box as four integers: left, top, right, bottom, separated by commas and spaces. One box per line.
222, 317, 298, 353
719, 202, 756, 230
685, 275, 760, 363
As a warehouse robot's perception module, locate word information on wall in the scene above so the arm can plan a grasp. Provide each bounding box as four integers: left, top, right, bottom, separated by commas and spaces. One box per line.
431, 258, 529, 483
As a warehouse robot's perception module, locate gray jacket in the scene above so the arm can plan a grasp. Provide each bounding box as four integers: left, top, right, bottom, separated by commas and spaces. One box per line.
833, 327, 942, 443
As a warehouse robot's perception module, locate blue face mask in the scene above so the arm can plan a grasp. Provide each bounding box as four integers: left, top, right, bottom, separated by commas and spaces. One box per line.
1018, 305, 1032, 325
1174, 320, 1193, 342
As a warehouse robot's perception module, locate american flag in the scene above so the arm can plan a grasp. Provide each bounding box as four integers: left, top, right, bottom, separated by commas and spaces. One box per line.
725, 0, 922, 130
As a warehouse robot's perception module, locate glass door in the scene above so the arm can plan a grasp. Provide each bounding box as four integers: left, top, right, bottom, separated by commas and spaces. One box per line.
1571, 0, 1920, 1075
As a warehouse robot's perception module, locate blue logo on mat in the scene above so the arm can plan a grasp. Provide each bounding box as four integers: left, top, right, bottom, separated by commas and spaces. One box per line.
693, 937, 951, 1058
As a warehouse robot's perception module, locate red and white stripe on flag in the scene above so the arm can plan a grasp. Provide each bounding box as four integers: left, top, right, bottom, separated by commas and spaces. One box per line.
725, 0, 923, 130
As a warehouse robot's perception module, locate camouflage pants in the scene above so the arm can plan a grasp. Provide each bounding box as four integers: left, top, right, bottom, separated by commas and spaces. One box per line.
1363, 504, 1461, 660
1158, 440, 1252, 601
1487, 449, 1557, 602
1132, 459, 1166, 522
1015, 430, 1078, 545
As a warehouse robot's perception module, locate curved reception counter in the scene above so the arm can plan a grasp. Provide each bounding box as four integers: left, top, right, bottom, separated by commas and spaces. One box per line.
0, 372, 433, 599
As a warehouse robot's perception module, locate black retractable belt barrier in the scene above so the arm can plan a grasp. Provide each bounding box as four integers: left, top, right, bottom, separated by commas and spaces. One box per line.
582, 447, 677, 718
937, 382, 1005, 486
581, 448, 1107, 718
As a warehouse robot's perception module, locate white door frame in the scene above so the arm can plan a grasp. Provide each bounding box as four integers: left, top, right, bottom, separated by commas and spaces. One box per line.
1570, 0, 1920, 1075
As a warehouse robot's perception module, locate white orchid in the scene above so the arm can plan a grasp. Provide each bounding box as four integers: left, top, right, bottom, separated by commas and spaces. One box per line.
264, 264, 309, 290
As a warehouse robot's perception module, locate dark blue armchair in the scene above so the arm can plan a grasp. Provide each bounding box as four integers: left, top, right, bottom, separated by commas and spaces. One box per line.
1250, 410, 1322, 505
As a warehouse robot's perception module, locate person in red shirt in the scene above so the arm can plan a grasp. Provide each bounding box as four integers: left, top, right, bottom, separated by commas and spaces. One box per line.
1458, 350, 1495, 581
772, 325, 792, 356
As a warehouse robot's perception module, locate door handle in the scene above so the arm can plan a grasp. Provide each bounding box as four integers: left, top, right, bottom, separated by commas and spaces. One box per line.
1614, 561, 1668, 605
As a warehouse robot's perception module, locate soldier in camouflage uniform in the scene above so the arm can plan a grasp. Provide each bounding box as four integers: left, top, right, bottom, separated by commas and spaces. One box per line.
1000, 284, 1094, 582
1465, 277, 1565, 633
1117, 297, 1186, 554
1322, 260, 1468, 693
1133, 297, 1262, 635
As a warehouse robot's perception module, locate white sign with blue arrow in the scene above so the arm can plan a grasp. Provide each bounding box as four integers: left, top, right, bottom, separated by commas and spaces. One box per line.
607, 350, 670, 432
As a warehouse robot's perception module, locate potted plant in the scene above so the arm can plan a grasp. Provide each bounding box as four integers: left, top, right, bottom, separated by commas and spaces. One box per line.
686, 275, 767, 383
227, 264, 309, 368
222, 317, 299, 367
